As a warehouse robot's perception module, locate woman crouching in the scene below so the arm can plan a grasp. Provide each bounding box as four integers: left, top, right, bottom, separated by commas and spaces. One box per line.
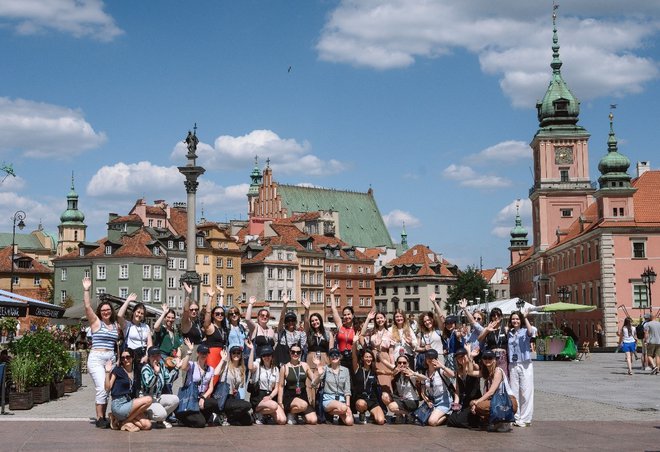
313, 348, 353, 426
104, 349, 152, 432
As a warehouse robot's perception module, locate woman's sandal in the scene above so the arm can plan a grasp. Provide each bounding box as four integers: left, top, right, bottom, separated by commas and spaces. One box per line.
109, 413, 120, 430
120, 422, 140, 432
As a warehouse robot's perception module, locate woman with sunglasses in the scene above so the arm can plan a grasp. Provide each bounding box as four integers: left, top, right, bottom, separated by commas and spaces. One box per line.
388, 355, 423, 423
203, 286, 228, 382
329, 284, 356, 370
419, 349, 455, 426
458, 299, 485, 354
117, 293, 153, 392
302, 297, 333, 407
446, 346, 482, 429
247, 343, 285, 424
104, 349, 153, 432
478, 307, 509, 376
141, 346, 180, 428
277, 344, 318, 425
351, 345, 385, 425
276, 294, 307, 367
176, 343, 223, 428
470, 349, 518, 432
361, 308, 394, 406
245, 295, 276, 359
214, 345, 253, 425
83, 277, 120, 428
312, 348, 353, 426
181, 282, 205, 348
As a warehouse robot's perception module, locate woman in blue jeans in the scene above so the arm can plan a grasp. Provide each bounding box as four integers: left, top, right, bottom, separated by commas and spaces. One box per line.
419, 349, 455, 426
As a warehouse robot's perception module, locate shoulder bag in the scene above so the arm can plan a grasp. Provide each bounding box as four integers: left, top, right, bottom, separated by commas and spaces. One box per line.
176, 362, 200, 414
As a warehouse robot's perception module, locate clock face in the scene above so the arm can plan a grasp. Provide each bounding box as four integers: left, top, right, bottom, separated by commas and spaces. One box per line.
555, 146, 574, 164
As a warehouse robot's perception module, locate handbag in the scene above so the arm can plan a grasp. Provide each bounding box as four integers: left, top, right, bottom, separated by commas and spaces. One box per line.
315, 368, 327, 424
489, 380, 515, 424
413, 402, 433, 426
247, 363, 261, 395
176, 362, 200, 414
274, 330, 291, 367
213, 364, 231, 411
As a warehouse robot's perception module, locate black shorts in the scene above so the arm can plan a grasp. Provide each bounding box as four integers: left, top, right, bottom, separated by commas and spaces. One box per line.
395, 399, 419, 413
282, 388, 308, 413
354, 397, 380, 412
250, 389, 270, 410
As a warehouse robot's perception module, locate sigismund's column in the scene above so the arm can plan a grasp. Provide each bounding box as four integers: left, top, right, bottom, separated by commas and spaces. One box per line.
178, 125, 206, 300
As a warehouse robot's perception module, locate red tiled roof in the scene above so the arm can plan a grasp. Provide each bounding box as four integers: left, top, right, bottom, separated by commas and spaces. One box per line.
0, 247, 53, 274
108, 214, 142, 224
278, 212, 321, 223
169, 208, 188, 236
146, 206, 166, 216
362, 248, 385, 260
379, 244, 455, 277
632, 171, 660, 223
481, 269, 496, 282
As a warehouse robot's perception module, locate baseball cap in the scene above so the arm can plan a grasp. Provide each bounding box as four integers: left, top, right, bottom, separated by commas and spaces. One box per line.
425, 349, 439, 360
197, 344, 210, 354
147, 346, 162, 357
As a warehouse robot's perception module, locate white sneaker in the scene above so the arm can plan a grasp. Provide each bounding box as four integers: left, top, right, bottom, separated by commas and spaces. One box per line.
254, 413, 264, 425
161, 421, 172, 429
514, 420, 527, 427
287, 413, 296, 425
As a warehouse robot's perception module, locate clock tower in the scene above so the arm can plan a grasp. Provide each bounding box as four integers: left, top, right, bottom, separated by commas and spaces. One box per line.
529, 10, 595, 251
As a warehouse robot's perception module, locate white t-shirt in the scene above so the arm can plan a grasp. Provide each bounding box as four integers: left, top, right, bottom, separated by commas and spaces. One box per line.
124, 321, 151, 350
394, 374, 419, 401
389, 326, 418, 357
252, 358, 280, 392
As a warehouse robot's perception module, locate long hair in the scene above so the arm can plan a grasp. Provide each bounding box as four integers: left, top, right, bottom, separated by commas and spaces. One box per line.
96, 301, 117, 323
307, 312, 327, 338
622, 317, 633, 337
508, 311, 524, 329
132, 302, 146, 323
418, 311, 437, 334
229, 349, 246, 382
360, 347, 377, 373
390, 309, 410, 343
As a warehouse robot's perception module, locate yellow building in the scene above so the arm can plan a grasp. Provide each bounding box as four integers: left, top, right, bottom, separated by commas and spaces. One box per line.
196, 222, 242, 307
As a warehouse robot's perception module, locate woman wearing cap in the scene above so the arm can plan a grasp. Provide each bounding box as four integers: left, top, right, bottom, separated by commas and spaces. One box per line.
82, 277, 120, 428
390, 309, 418, 372
388, 354, 423, 423
276, 293, 307, 367
419, 349, 455, 426
441, 313, 463, 374
478, 307, 509, 376
361, 308, 394, 405
508, 309, 534, 427
245, 295, 276, 359
215, 345, 253, 425
458, 299, 485, 355
117, 293, 153, 392
446, 346, 482, 429
313, 348, 353, 426
176, 343, 223, 428
203, 286, 228, 382
141, 346, 180, 428
351, 345, 386, 425
470, 349, 518, 432
104, 348, 153, 432
277, 343, 318, 425
330, 284, 356, 370
247, 342, 285, 425
302, 296, 333, 407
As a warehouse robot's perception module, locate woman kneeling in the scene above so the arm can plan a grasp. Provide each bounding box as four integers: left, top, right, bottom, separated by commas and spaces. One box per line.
313, 348, 353, 426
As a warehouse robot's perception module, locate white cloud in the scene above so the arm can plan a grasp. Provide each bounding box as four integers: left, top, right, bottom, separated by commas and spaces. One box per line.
317, 1, 660, 106
0, 192, 60, 231
0, 97, 106, 158
466, 140, 531, 164
0, 174, 26, 192
442, 164, 512, 188
491, 198, 532, 237
170, 129, 346, 176
382, 209, 421, 229
0, 0, 123, 41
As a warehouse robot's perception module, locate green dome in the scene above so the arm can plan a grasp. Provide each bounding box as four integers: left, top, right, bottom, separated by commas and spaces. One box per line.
598, 115, 631, 189
536, 19, 580, 127
60, 175, 85, 224
510, 223, 528, 238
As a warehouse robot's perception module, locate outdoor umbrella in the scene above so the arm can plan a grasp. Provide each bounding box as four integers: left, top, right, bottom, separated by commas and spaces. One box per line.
538, 302, 596, 313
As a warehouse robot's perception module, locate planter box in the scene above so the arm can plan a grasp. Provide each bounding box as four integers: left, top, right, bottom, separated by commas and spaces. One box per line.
63, 377, 77, 393
9, 391, 34, 410
31, 385, 50, 404
50, 381, 65, 399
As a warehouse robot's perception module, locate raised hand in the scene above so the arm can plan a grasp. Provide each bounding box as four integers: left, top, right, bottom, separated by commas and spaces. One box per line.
216, 285, 224, 295
206, 286, 216, 298
301, 297, 310, 310
367, 307, 376, 321
126, 293, 137, 303
330, 284, 339, 294
248, 296, 256, 306
220, 348, 228, 362
183, 282, 192, 294
429, 293, 436, 302
282, 293, 289, 305
312, 354, 321, 367
161, 303, 169, 313
184, 337, 193, 350
245, 337, 253, 350
82, 277, 92, 291
458, 299, 468, 310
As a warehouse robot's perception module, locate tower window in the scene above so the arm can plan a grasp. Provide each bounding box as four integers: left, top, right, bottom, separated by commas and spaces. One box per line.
560, 169, 569, 182
554, 100, 568, 113
561, 209, 573, 218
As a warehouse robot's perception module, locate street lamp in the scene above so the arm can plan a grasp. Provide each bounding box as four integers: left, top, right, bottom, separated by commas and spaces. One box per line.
10, 211, 27, 293
557, 286, 570, 303
516, 298, 525, 310
641, 267, 656, 315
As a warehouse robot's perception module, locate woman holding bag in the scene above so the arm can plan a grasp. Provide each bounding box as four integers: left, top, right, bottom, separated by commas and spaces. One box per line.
470, 350, 518, 432
175, 344, 222, 428
361, 308, 394, 405
417, 349, 455, 427
214, 345, 253, 425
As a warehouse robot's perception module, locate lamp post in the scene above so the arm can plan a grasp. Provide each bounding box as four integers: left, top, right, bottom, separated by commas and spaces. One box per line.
557, 286, 570, 303
516, 298, 525, 311
9, 211, 26, 293
641, 267, 656, 316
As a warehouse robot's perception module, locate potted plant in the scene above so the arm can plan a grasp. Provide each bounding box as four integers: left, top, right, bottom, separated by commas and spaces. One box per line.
51, 350, 75, 399
8, 354, 36, 410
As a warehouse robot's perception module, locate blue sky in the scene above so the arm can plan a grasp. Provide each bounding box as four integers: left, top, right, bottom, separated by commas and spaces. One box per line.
1, 0, 660, 270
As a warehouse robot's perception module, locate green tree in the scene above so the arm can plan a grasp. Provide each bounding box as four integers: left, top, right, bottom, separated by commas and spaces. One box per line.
445, 266, 493, 312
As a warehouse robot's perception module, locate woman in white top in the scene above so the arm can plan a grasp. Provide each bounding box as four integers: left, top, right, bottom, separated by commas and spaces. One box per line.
618, 317, 637, 376
390, 309, 418, 367
248, 343, 285, 424
117, 293, 153, 390
420, 349, 456, 426
361, 308, 394, 404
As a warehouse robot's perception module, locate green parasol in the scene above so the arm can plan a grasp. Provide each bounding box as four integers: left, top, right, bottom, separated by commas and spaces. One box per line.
540, 302, 596, 312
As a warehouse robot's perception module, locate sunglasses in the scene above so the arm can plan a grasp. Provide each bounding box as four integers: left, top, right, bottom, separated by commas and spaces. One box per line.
189, 308, 199, 312
329, 354, 340, 359
396, 361, 407, 365
290, 350, 301, 355
261, 354, 272, 358
231, 351, 242, 356
229, 312, 239, 317
100, 309, 112, 313
214, 312, 224, 316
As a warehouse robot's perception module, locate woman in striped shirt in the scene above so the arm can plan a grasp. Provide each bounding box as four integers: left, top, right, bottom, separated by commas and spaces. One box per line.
83, 277, 120, 428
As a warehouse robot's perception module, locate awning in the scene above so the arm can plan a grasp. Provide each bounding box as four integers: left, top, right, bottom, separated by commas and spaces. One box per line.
0, 289, 65, 319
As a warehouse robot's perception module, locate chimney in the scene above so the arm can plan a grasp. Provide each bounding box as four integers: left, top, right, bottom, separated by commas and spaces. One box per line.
636, 161, 650, 177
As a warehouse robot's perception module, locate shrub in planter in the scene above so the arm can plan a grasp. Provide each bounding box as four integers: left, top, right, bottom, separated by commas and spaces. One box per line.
8, 354, 36, 410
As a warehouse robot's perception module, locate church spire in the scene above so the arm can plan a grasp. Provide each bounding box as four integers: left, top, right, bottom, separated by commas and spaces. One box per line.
510, 200, 528, 248
400, 221, 408, 251
551, 3, 562, 75
597, 110, 632, 189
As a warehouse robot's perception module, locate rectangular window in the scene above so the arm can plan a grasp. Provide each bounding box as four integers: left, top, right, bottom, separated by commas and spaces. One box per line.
301, 272, 308, 284
179, 259, 186, 270
268, 290, 273, 301
347, 297, 353, 306
277, 269, 283, 280
153, 247, 161, 256
287, 269, 293, 279
84, 269, 91, 279
119, 264, 129, 279
227, 258, 233, 269
154, 266, 162, 279
333, 264, 340, 272
168, 258, 175, 269
168, 240, 174, 249
358, 266, 363, 274
287, 253, 293, 261
326, 279, 331, 288
632, 241, 646, 259
267, 268, 274, 279
34, 276, 41, 286
561, 208, 573, 217
241, 273, 246, 282
359, 280, 364, 289
227, 294, 233, 305
216, 275, 223, 286
347, 279, 352, 288
119, 287, 128, 299
560, 169, 569, 182
196, 236, 204, 247
105, 245, 112, 255
153, 288, 161, 303
168, 295, 176, 307
227, 275, 234, 287
613, 208, 618, 217
61, 268, 67, 281
142, 288, 151, 302
326, 265, 331, 272
359, 297, 365, 307
346, 265, 352, 273
216, 257, 223, 268
96, 287, 106, 295
179, 241, 185, 251
143, 265, 151, 279
392, 287, 398, 295
633, 284, 649, 309
203, 255, 209, 265
202, 273, 209, 285
97, 265, 106, 280
326, 296, 331, 306
168, 277, 176, 289
60, 290, 67, 303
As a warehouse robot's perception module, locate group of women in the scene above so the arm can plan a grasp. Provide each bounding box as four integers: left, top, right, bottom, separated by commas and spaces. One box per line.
84, 278, 534, 432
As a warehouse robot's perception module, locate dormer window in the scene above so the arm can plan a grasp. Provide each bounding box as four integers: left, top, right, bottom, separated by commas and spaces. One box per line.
105, 245, 112, 255
554, 99, 568, 114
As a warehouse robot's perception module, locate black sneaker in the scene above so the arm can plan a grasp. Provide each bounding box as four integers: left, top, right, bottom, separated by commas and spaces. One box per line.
95, 418, 109, 429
